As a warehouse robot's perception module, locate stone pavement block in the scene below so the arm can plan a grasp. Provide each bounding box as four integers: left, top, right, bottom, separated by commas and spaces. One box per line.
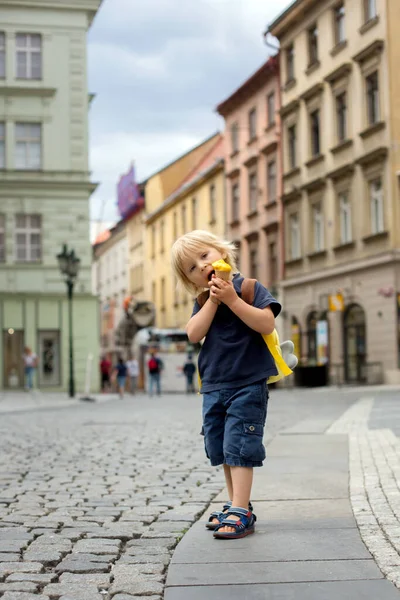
164, 580, 400, 600
55, 559, 111, 573
0, 583, 38, 593
6, 574, 56, 584
166, 559, 382, 587
170, 522, 370, 564
1, 594, 45, 600
0, 529, 32, 541
0, 563, 43, 577
112, 596, 161, 600
109, 579, 164, 597
0, 554, 20, 561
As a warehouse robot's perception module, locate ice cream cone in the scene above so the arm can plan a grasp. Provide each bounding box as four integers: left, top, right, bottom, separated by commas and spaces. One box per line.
212, 259, 232, 281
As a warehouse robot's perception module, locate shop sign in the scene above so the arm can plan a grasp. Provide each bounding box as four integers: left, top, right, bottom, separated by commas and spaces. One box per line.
329, 293, 344, 312
316, 320, 329, 365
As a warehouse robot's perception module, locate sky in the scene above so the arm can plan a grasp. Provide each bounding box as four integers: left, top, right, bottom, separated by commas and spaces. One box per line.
87, 0, 292, 235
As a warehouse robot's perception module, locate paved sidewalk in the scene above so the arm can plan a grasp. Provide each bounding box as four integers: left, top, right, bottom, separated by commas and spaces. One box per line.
0, 390, 118, 414
165, 395, 400, 599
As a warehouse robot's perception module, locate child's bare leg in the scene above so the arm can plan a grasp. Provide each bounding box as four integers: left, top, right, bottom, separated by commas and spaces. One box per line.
217, 466, 253, 533
211, 464, 233, 525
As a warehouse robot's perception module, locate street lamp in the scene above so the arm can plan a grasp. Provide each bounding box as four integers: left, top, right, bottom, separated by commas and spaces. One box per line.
57, 244, 81, 397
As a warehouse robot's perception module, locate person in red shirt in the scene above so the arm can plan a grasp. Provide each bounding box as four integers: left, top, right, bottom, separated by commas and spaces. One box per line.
100, 355, 112, 392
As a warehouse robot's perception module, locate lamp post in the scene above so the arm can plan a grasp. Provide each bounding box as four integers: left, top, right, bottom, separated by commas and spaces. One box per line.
57, 244, 81, 398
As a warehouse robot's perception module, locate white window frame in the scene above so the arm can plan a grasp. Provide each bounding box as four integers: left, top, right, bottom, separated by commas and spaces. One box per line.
0, 214, 5, 262
289, 213, 301, 260
249, 171, 258, 212
366, 71, 379, 125
365, 0, 377, 21
336, 92, 347, 142
16, 33, 42, 80
249, 108, 257, 140
338, 191, 352, 244
15, 214, 42, 263
370, 178, 384, 234
209, 184, 216, 222
0, 122, 5, 169
312, 204, 324, 252
231, 122, 239, 154
0, 32, 5, 78
267, 160, 276, 203
15, 123, 42, 170
334, 4, 345, 45
288, 124, 297, 169
267, 92, 275, 126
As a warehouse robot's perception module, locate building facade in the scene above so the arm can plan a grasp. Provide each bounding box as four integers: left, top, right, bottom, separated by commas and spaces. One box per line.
268, 0, 400, 383
216, 57, 283, 306
143, 133, 221, 329
92, 220, 129, 360
0, 0, 101, 391
145, 134, 225, 329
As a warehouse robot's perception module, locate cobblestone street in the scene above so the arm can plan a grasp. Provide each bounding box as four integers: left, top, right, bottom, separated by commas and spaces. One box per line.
0, 388, 398, 599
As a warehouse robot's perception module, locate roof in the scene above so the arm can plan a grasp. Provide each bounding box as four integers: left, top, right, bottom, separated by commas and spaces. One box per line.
146, 135, 225, 222
139, 132, 220, 185
216, 55, 279, 117
267, 0, 319, 38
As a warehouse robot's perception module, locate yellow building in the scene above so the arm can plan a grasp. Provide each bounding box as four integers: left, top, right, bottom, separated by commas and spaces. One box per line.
126, 205, 146, 302
267, 0, 400, 384
145, 134, 225, 329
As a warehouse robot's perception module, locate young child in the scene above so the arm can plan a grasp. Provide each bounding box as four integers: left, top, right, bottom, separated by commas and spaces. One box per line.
171, 230, 281, 540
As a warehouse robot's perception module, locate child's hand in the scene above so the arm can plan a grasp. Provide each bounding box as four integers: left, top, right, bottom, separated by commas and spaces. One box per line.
208, 276, 237, 307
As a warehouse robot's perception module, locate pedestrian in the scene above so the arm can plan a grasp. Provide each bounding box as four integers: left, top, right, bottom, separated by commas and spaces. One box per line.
147, 351, 163, 397
22, 346, 38, 391
171, 230, 281, 540
114, 357, 127, 399
100, 355, 112, 393
183, 355, 196, 393
126, 353, 139, 395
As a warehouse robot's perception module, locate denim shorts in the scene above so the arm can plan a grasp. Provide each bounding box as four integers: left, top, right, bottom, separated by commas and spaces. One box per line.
202, 380, 269, 468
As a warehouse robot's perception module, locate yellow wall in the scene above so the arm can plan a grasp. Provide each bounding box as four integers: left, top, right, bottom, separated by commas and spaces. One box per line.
126, 208, 146, 300
144, 134, 220, 215
145, 166, 225, 329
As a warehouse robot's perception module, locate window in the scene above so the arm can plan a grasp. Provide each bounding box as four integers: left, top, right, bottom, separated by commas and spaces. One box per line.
231, 122, 239, 154
152, 281, 156, 304
308, 24, 319, 66
151, 225, 155, 258
286, 44, 295, 81
249, 240, 258, 279
310, 110, 321, 156
364, 0, 377, 21
0, 122, 4, 168
289, 213, 301, 259
336, 93, 347, 142
249, 171, 258, 212
15, 214, 41, 262
191, 197, 197, 229
0, 214, 4, 262
232, 183, 239, 222
209, 184, 216, 223
339, 191, 352, 244
249, 108, 257, 140
181, 203, 186, 233
366, 71, 379, 125
370, 178, 384, 234
269, 242, 278, 283
15, 123, 41, 170
0, 32, 5, 78
306, 311, 318, 363
267, 92, 275, 126
267, 160, 276, 203
161, 278, 166, 311
312, 204, 324, 252
38, 330, 61, 387
173, 211, 177, 240
334, 4, 345, 44
288, 125, 297, 169
16, 33, 42, 79
160, 219, 165, 253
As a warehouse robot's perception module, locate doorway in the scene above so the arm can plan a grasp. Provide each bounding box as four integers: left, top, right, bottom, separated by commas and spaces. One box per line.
344, 304, 366, 383
3, 329, 24, 389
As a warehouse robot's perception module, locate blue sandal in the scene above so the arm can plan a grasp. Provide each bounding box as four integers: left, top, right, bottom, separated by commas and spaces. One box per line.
213, 507, 257, 539
205, 502, 254, 530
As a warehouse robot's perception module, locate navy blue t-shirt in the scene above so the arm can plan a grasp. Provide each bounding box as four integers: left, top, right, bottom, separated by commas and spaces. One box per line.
115, 363, 127, 377
192, 274, 281, 393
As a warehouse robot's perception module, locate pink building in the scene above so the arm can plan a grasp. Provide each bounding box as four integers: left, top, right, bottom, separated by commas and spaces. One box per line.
217, 56, 282, 295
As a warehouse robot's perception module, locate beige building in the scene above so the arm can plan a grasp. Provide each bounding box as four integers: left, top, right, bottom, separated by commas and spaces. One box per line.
267, 0, 400, 384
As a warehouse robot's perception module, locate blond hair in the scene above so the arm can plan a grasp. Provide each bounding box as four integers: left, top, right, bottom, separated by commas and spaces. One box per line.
171, 230, 239, 296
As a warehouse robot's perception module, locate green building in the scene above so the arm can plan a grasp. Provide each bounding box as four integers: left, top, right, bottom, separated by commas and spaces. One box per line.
0, 0, 102, 392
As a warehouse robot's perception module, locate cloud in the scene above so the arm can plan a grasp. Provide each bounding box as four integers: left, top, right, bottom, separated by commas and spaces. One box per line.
88, 0, 292, 223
